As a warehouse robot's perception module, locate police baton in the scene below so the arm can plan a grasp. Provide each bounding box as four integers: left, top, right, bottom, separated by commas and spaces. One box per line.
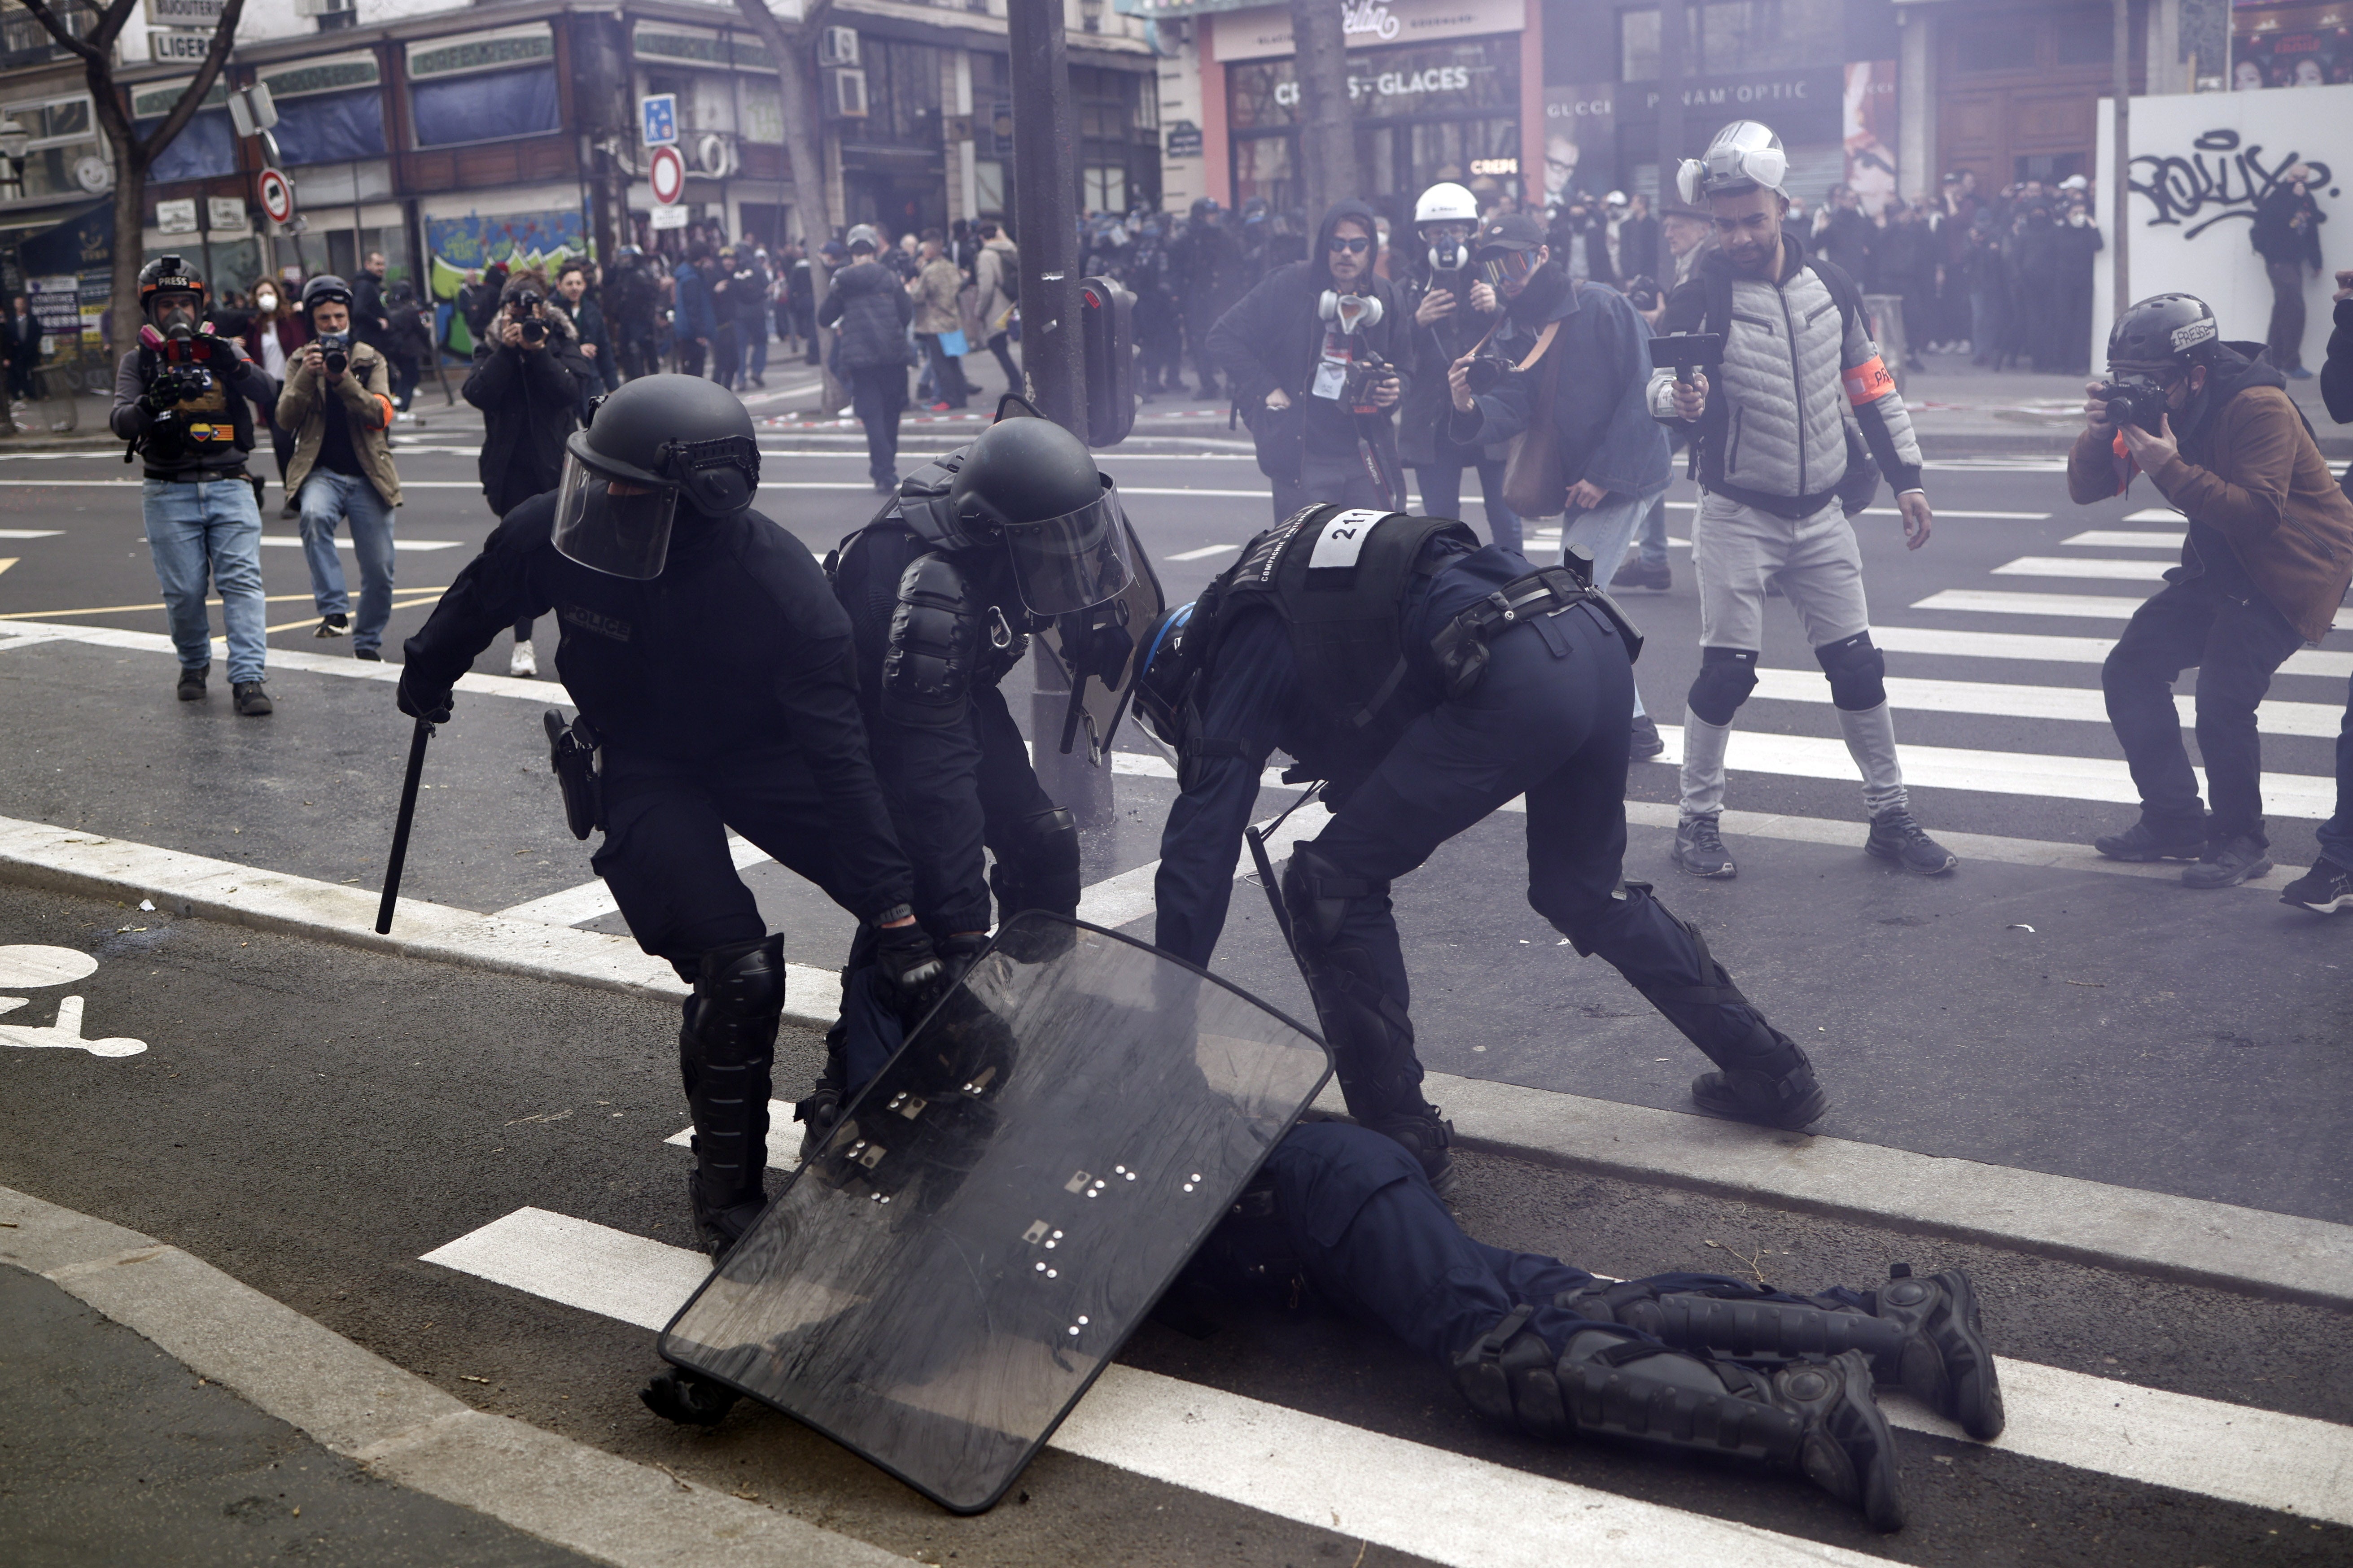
375, 717, 435, 935
1245, 823, 1321, 998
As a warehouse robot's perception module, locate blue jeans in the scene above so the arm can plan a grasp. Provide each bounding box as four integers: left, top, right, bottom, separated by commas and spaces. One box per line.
1558, 485, 1667, 719
1413, 459, 1521, 556
748, 324, 769, 380
142, 476, 266, 684
1635, 488, 1670, 568
297, 469, 397, 654
2316, 673, 2353, 869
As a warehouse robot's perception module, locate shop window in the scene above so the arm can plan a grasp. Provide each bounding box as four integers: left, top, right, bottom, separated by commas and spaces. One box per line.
275, 92, 386, 166
411, 64, 560, 148
1084, 164, 1126, 212
854, 38, 944, 149
975, 157, 1005, 215
1951, 25, 2036, 74
0, 93, 101, 205
1619, 8, 1659, 82
138, 109, 236, 183
2052, 11, 2112, 66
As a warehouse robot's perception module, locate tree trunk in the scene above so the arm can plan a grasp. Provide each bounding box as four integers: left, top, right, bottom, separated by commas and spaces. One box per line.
733, 0, 843, 409
1290, 0, 1355, 227
109, 150, 146, 356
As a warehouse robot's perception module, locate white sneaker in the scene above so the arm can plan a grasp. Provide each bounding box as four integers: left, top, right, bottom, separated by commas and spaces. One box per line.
509, 641, 538, 678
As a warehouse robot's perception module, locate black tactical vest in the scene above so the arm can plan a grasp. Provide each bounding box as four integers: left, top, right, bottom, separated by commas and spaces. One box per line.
1204, 504, 1477, 750
136, 341, 255, 464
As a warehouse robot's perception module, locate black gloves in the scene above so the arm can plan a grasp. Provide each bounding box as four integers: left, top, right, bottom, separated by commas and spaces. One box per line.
140, 365, 205, 413
872, 920, 949, 1015
396, 666, 454, 724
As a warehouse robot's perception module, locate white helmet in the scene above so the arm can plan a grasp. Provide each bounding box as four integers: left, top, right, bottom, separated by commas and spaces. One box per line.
1679, 121, 1789, 205
1413, 182, 1480, 229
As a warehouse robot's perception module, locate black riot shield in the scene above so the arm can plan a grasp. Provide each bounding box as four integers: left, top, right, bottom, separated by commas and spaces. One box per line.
1036, 514, 1164, 764
656, 913, 1330, 1513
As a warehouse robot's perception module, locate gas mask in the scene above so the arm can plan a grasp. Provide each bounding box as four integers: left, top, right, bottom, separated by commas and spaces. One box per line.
155, 301, 198, 340
1317, 290, 1383, 335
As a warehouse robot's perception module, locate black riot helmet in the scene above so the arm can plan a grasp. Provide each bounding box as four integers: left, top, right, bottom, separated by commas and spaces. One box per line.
1129, 600, 1198, 753
938, 416, 1133, 616
2107, 293, 2222, 371
551, 375, 761, 579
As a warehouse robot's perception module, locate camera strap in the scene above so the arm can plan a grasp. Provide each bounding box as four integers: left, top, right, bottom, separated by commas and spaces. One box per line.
1467, 313, 1560, 375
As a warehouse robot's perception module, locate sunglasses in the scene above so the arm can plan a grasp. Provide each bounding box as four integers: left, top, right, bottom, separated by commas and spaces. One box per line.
1326, 236, 1372, 255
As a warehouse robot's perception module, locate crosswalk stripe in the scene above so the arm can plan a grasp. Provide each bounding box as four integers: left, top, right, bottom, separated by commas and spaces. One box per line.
255, 536, 465, 552
665, 1099, 801, 1170
2058, 530, 2180, 549
1915, 588, 2353, 633
1164, 543, 1239, 561
1877, 623, 2353, 679
492, 836, 770, 926
1750, 667, 2348, 737
420, 1205, 2353, 1532
1994, 556, 2168, 581
2124, 507, 2185, 523
1647, 725, 2336, 818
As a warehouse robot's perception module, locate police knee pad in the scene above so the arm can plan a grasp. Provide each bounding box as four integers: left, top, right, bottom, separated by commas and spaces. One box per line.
990, 806, 1081, 920
1686, 647, 1760, 726
1814, 632, 1887, 712
683, 934, 787, 1058
1280, 843, 1389, 951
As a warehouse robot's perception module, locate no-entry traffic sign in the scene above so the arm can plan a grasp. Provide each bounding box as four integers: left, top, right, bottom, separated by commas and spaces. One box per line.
256, 166, 295, 226
648, 144, 685, 208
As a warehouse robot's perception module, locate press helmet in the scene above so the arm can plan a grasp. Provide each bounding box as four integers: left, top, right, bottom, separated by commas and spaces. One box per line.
550, 375, 761, 579
2106, 293, 2222, 369
944, 415, 1133, 616
137, 254, 207, 319
1413, 182, 1479, 230
299, 274, 353, 325
1679, 121, 1789, 205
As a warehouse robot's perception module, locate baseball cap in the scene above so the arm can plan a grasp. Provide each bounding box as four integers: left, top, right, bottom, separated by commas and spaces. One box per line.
1475, 213, 1545, 253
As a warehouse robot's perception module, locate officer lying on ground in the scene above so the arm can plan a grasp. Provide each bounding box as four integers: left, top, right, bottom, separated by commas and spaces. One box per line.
809, 416, 1134, 1149
1135, 505, 1832, 1188
396, 376, 948, 1255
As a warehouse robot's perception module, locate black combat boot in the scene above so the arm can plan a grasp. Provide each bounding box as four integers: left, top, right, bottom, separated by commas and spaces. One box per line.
1561, 1262, 2003, 1440
1453, 1307, 1905, 1531
680, 933, 787, 1257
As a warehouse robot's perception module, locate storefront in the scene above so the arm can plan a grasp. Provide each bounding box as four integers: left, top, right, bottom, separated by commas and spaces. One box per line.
2230, 2, 2353, 89
1200, 0, 1533, 226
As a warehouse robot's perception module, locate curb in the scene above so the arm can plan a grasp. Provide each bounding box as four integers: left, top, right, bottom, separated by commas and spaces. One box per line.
0, 1184, 915, 1568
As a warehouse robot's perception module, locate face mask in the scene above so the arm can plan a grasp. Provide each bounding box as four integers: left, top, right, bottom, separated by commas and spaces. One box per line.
255, 292, 277, 310
157, 303, 197, 339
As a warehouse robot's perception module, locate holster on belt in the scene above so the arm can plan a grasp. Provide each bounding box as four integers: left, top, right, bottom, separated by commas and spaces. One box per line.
1428, 547, 1646, 701
543, 709, 604, 839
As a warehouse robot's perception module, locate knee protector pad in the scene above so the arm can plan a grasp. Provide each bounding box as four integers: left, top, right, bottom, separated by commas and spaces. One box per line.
682, 933, 787, 1061
989, 806, 1082, 920
1814, 632, 1887, 712
1280, 843, 1390, 952
1687, 647, 1760, 726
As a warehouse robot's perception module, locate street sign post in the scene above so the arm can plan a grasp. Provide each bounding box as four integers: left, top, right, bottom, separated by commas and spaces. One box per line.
257, 166, 295, 227
640, 93, 678, 148
648, 144, 685, 208
148, 29, 214, 62
650, 206, 688, 230
206, 196, 246, 233
144, 0, 224, 22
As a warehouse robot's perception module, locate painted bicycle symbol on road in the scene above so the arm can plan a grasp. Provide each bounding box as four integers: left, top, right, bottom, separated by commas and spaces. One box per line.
0, 945, 145, 1057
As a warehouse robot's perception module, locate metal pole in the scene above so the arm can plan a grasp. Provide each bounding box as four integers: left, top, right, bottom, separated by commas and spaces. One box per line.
1006, 0, 1084, 435
2112, 0, 2131, 320
1658, 0, 1687, 208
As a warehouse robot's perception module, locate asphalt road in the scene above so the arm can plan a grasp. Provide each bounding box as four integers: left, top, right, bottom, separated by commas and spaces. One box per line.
3, 402, 2352, 1562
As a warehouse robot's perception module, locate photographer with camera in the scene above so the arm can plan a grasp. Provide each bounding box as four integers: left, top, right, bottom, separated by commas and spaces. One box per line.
1210, 198, 1410, 520
278, 275, 402, 660
463, 273, 596, 677
110, 255, 277, 716
1651, 121, 1953, 882
1399, 182, 1522, 554
1446, 212, 1671, 757
2073, 293, 2353, 888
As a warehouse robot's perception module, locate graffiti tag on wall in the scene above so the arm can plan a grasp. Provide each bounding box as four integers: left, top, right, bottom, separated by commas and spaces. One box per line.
2130, 129, 2336, 240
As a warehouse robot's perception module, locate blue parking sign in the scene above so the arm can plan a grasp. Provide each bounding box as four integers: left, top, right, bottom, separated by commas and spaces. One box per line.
641, 94, 677, 147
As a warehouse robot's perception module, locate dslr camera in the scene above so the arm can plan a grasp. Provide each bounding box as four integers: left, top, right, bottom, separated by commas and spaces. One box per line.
509, 290, 547, 345
314, 330, 351, 377
1461, 350, 1519, 397
1342, 346, 1398, 414
1620, 273, 1662, 314
150, 363, 214, 405
2097, 374, 2168, 434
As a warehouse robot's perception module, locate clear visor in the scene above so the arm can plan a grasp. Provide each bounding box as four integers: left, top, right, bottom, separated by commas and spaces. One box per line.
1002, 485, 1133, 616
550, 450, 680, 580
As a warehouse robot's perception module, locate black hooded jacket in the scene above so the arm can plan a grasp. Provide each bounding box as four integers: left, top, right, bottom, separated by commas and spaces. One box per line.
1207, 199, 1411, 478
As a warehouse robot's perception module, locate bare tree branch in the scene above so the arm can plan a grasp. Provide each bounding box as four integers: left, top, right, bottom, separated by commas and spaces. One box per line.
130, 0, 249, 162
15, 0, 120, 73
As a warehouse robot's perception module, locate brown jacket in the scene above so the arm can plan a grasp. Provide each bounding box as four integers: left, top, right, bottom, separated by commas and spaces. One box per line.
276, 338, 402, 508
2069, 374, 2353, 642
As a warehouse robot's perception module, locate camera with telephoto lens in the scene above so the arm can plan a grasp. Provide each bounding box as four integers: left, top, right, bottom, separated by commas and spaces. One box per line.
1461, 350, 1519, 396
2098, 374, 2168, 434
1342, 346, 1396, 412
149, 363, 213, 405
509, 289, 546, 344
315, 330, 350, 376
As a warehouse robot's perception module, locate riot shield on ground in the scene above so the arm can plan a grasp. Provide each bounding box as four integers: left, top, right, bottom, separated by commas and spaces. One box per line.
656, 913, 1330, 1513
1037, 515, 1165, 764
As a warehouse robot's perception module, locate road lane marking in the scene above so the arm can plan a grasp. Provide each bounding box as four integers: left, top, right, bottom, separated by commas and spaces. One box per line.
1915, 588, 2353, 633
0, 994, 144, 1056
1749, 668, 2348, 738
0, 528, 61, 538
1993, 556, 2169, 581
256, 536, 466, 551
1871, 624, 2353, 680
1165, 543, 1240, 561
663, 1099, 801, 1171
0, 479, 490, 488
424, 1205, 2353, 1532
493, 836, 772, 927
2059, 530, 2180, 549
0, 558, 12, 576
0, 590, 452, 621
2124, 507, 2184, 522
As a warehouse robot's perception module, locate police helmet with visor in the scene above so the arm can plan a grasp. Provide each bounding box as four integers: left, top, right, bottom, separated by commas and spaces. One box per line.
945, 416, 1133, 616
551, 375, 761, 579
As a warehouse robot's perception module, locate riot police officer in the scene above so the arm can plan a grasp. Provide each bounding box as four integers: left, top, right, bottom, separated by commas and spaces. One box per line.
1136, 505, 1830, 1185
811, 415, 1147, 1143
111, 254, 278, 714
397, 375, 946, 1255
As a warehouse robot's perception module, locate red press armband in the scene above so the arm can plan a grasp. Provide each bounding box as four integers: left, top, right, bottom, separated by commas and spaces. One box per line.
1842, 356, 1896, 406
